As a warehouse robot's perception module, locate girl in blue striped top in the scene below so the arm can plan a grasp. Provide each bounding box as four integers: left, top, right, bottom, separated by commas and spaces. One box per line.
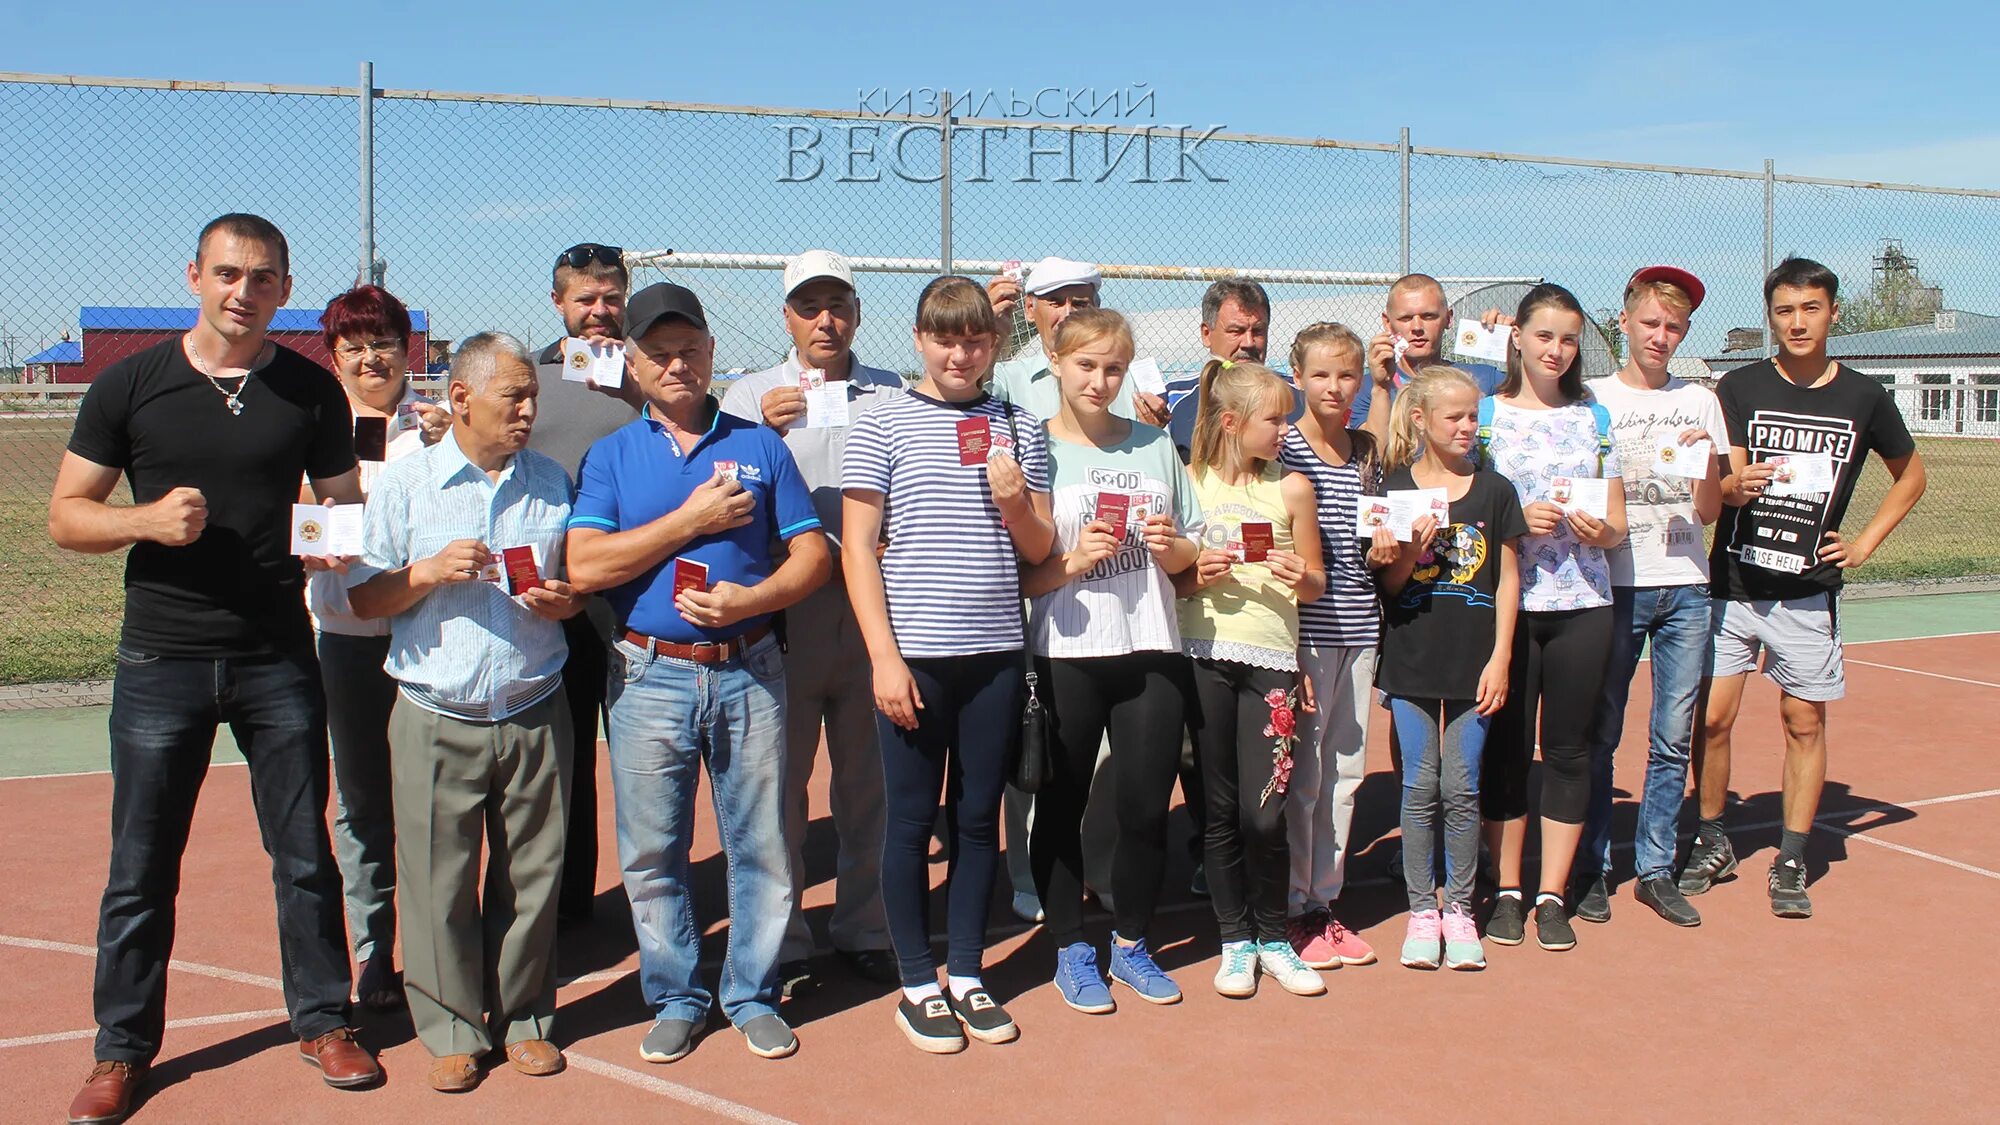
1276, 322, 1389, 971
842, 276, 1055, 1054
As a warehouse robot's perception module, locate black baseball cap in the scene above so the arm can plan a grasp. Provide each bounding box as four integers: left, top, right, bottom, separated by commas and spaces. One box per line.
625, 282, 708, 339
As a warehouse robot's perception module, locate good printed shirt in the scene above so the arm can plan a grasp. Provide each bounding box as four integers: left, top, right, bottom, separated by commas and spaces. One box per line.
1709, 360, 1915, 601
1030, 423, 1203, 659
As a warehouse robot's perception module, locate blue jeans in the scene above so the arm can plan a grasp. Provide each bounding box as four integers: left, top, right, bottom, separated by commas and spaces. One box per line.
606, 634, 791, 1028
1582, 585, 1712, 882
96, 644, 352, 1064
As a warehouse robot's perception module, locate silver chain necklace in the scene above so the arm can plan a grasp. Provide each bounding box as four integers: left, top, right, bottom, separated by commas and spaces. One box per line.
183, 333, 267, 416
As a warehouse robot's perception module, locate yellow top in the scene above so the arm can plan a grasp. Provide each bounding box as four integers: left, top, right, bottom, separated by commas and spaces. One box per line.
1179, 463, 1299, 672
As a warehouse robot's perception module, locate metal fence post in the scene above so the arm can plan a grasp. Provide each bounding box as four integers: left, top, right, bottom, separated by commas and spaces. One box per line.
1764, 157, 1776, 358
1399, 126, 1412, 275
359, 60, 375, 287
939, 89, 953, 274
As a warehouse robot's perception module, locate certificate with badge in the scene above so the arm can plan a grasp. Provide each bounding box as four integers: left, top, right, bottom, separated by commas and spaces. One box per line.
561, 338, 625, 388
799, 368, 850, 428
290, 504, 363, 556
1451, 320, 1511, 363
1766, 452, 1835, 496
1551, 476, 1610, 520
1651, 439, 1713, 480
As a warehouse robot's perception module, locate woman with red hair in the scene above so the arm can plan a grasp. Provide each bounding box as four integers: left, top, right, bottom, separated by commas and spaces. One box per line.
310, 285, 447, 1010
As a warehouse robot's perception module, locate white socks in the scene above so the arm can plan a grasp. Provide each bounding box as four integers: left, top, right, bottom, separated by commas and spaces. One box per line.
902, 982, 942, 1005
946, 974, 984, 1000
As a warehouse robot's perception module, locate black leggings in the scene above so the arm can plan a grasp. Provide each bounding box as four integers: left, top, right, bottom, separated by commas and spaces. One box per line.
1031, 652, 1192, 946
1481, 606, 1614, 825
877, 650, 1022, 987
1189, 657, 1294, 944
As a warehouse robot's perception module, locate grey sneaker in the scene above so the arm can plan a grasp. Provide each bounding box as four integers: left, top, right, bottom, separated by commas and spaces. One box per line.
1677, 830, 1739, 896
639, 1018, 699, 1064
1768, 857, 1813, 919
1572, 873, 1611, 923
740, 1013, 798, 1059
1635, 875, 1702, 927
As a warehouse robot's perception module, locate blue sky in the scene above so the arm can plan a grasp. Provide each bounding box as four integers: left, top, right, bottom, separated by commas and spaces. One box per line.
6, 1, 2000, 369
13, 0, 1999, 186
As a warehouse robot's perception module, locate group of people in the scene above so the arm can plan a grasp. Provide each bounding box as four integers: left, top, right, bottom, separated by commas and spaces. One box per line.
49, 212, 1926, 1123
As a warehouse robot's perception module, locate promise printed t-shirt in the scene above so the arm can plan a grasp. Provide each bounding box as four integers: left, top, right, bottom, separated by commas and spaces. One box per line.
1709, 360, 1915, 601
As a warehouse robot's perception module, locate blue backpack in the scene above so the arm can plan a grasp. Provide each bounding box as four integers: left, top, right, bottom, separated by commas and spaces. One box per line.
1476, 395, 1614, 477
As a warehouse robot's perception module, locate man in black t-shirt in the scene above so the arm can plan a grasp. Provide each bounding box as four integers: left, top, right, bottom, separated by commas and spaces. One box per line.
1680, 258, 1927, 920
529, 241, 641, 925
50, 215, 381, 1123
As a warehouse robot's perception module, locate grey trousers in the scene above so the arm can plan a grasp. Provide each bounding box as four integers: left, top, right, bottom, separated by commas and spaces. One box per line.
318, 631, 398, 966
1389, 696, 1490, 913
779, 587, 891, 961
390, 688, 572, 1056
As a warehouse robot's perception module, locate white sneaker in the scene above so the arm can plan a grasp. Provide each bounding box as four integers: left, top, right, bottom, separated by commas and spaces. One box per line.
1213, 940, 1258, 998
1256, 940, 1327, 996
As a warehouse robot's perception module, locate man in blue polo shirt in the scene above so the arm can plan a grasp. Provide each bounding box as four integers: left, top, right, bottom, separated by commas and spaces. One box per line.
567, 283, 832, 1066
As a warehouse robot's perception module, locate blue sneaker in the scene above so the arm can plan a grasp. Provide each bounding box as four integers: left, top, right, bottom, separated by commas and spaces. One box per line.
1054, 942, 1115, 1014
1109, 935, 1182, 1005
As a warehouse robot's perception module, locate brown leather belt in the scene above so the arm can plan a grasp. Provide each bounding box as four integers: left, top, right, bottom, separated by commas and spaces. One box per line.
620, 622, 772, 665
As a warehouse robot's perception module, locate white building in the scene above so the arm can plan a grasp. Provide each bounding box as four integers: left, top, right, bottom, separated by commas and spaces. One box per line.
1706, 310, 2000, 439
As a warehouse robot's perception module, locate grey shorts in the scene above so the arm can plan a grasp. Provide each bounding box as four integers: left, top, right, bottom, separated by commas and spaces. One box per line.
1709, 593, 1845, 702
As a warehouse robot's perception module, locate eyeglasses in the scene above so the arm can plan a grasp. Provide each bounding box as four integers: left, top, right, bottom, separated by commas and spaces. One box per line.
334, 339, 405, 360
556, 244, 624, 271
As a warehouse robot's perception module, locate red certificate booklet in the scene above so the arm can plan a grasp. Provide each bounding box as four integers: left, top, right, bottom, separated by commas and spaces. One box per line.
501, 546, 541, 594
1239, 522, 1274, 563
671, 558, 709, 597
956, 417, 992, 466
1094, 491, 1130, 530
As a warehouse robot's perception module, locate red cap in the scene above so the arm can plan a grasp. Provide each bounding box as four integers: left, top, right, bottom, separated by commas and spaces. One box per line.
1626, 265, 1705, 312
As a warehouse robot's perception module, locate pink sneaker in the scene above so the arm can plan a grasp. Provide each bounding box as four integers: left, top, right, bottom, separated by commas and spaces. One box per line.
1400, 910, 1442, 970
1324, 912, 1377, 966
1287, 910, 1342, 971
1440, 903, 1486, 970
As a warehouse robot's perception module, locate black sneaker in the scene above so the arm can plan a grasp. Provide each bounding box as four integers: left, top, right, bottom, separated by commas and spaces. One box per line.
1572, 873, 1611, 923
1634, 875, 1702, 927
1677, 830, 1739, 896
1534, 898, 1577, 951
1487, 893, 1526, 946
837, 948, 901, 985
894, 996, 966, 1055
777, 959, 814, 1000
946, 987, 1019, 1045
1768, 857, 1813, 919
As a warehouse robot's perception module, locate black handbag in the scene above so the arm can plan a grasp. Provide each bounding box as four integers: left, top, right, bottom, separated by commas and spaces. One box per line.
1004, 403, 1053, 793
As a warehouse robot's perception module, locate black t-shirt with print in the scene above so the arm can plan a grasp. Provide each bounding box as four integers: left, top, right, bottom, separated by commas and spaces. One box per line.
1710, 360, 1916, 602
68, 338, 357, 657
1375, 467, 1527, 700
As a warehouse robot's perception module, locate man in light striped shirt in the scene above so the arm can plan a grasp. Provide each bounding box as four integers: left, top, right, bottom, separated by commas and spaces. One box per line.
351, 332, 583, 1092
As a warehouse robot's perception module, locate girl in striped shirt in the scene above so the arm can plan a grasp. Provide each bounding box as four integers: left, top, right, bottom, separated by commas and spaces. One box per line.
1277, 323, 1386, 971
1020, 309, 1203, 1014
1176, 359, 1327, 999
842, 276, 1055, 1054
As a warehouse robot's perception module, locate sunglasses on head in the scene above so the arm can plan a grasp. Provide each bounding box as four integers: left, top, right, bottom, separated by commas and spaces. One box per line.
556, 244, 623, 271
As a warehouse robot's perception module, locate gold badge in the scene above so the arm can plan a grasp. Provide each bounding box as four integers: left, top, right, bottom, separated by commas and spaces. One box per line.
299, 520, 323, 543
569, 349, 590, 370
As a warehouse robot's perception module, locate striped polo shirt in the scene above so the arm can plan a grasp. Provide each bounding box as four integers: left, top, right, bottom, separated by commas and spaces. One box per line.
1280, 427, 1382, 648
842, 390, 1050, 659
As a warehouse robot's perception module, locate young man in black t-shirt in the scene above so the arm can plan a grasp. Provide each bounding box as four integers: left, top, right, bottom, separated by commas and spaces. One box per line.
1680, 258, 1927, 919
49, 215, 382, 1123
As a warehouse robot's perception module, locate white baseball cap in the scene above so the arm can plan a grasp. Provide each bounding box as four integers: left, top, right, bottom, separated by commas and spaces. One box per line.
1023, 256, 1101, 296
784, 249, 856, 298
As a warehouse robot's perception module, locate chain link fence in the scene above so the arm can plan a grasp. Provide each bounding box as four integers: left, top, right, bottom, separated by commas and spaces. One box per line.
4, 71, 1998, 688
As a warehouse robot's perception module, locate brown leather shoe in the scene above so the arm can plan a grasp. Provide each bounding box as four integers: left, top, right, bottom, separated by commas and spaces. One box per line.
428, 1053, 481, 1093
67, 1061, 145, 1125
298, 1027, 382, 1089
505, 1039, 566, 1076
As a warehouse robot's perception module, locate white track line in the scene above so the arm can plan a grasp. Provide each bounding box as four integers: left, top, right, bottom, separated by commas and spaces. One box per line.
0, 761, 247, 783
1845, 628, 2000, 646
0, 935, 282, 990
0, 1008, 288, 1050
1845, 659, 2000, 690
564, 1052, 801, 1125
0, 937, 800, 1122
1826, 830, 2000, 881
